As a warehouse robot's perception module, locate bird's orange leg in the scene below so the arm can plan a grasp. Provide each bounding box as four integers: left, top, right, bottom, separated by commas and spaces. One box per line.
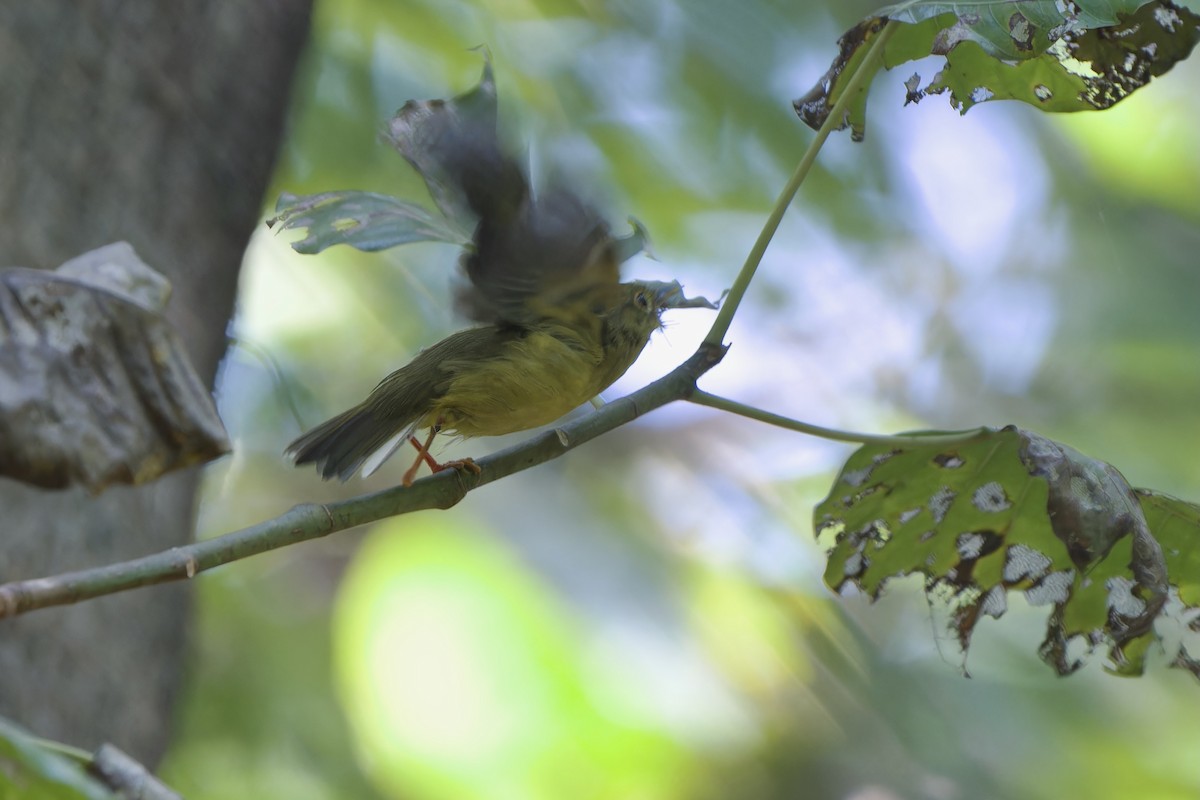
402, 427, 440, 487
402, 426, 481, 487
408, 433, 442, 472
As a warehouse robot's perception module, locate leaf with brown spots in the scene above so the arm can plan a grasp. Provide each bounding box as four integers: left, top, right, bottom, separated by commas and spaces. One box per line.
814, 426, 1200, 680
796, 0, 1200, 138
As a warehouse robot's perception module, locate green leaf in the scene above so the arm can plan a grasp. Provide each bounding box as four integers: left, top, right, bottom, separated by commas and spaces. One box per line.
796, 0, 1200, 138
1138, 490, 1200, 606
813, 426, 1200, 680
267, 191, 468, 255
881, 0, 1130, 60
267, 61, 499, 255
795, 14, 955, 142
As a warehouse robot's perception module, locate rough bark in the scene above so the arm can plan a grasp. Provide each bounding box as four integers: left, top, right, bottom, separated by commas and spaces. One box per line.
0, 1, 311, 764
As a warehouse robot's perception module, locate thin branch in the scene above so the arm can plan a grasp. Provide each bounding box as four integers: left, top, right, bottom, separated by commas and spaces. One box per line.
0, 345, 726, 619
704, 19, 899, 347
690, 390, 992, 447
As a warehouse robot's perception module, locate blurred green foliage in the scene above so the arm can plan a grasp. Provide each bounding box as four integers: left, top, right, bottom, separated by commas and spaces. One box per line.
334, 517, 695, 799
160, 1, 1200, 798
0, 718, 117, 800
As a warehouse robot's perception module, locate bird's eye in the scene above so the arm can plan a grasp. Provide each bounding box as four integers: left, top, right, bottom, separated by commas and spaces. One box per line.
635, 292, 650, 309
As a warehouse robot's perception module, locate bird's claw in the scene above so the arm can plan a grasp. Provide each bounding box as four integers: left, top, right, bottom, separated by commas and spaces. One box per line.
432, 457, 481, 476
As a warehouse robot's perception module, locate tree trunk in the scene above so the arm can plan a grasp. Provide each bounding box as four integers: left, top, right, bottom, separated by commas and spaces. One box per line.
0, 1, 311, 764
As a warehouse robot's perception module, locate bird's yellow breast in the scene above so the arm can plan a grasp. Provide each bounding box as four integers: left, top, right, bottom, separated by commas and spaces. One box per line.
430, 328, 607, 437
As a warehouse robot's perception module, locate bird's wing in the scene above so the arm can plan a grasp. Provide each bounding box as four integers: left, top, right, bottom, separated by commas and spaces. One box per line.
385, 58, 523, 226
459, 187, 624, 329
386, 58, 644, 330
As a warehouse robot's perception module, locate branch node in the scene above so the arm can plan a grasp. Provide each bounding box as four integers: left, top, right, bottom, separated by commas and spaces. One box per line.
0, 588, 16, 618
178, 550, 198, 579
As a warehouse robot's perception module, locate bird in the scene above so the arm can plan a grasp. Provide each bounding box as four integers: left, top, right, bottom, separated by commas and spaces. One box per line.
286, 63, 711, 487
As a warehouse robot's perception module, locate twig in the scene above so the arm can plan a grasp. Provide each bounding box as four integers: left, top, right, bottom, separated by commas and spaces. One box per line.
704, 20, 899, 347
690, 390, 992, 447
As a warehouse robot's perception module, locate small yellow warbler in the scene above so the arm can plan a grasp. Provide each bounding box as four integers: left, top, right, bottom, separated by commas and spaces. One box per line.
287, 63, 711, 485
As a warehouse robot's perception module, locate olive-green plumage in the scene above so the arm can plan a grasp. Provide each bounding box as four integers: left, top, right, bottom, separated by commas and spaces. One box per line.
286, 282, 671, 482
287, 67, 680, 484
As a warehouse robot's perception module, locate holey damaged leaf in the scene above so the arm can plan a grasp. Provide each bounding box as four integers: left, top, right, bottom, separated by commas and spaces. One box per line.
796, 1, 1200, 140
0, 243, 229, 493
268, 191, 468, 255
812, 425, 1200, 681
267, 59, 496, 255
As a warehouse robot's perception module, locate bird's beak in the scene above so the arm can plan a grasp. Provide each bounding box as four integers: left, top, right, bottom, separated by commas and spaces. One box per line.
641, 280, 722, 310
646, 280, 685, 310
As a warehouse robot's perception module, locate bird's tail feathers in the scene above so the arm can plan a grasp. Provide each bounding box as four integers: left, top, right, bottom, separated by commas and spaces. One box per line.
286, 405, 415, 483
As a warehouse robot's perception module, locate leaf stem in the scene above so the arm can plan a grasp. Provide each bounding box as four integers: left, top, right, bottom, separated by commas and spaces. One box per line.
703, 20, 900, 347
25, 735, 91, 764
690, 390, 991, 447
